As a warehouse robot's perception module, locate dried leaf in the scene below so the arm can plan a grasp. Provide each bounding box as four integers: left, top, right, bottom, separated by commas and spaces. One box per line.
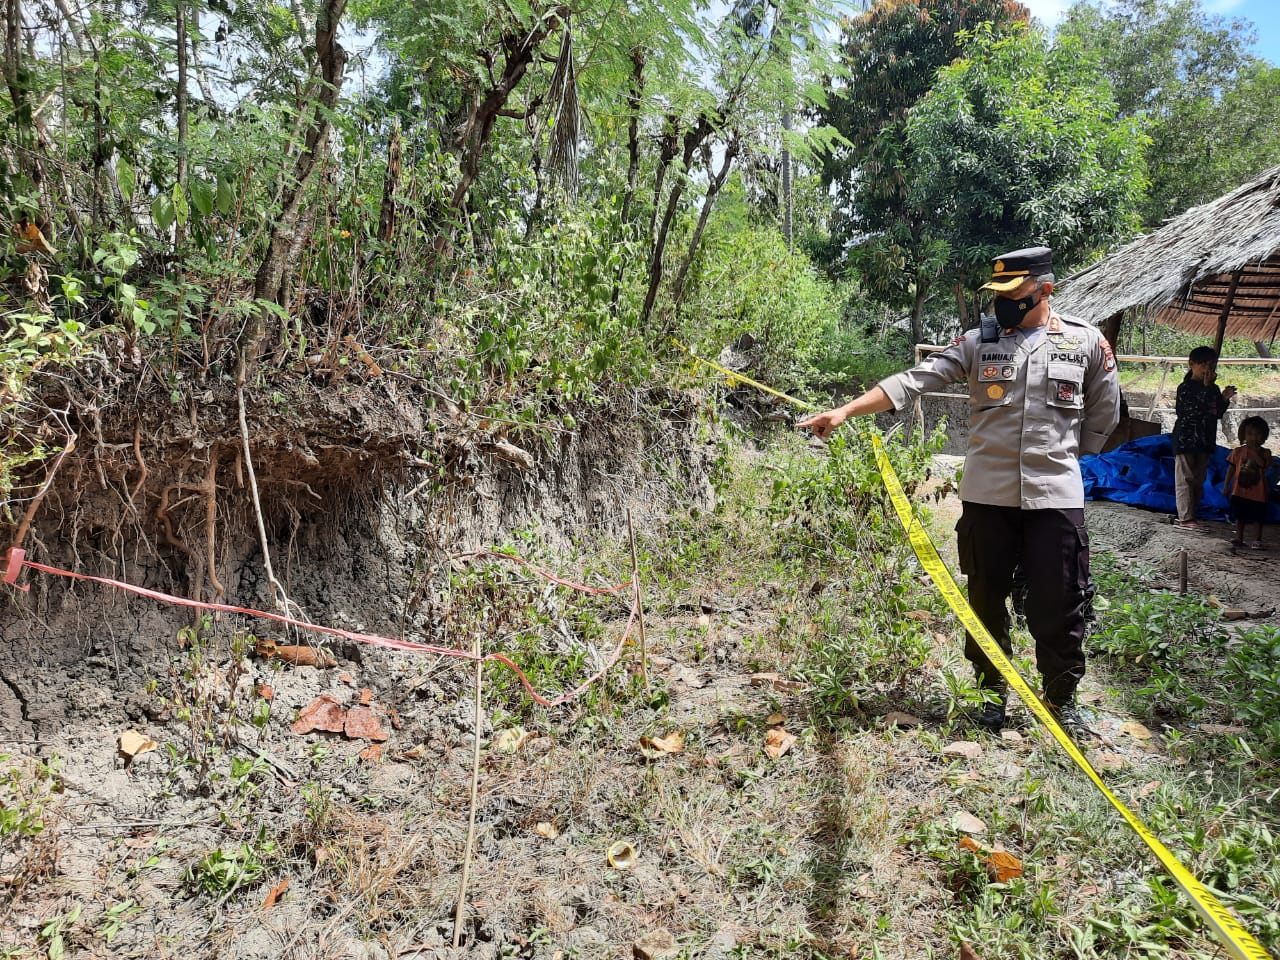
1137, 780, 1162, 798
633, 928, 679, 960
493, 727, 532, 753
290, 694, 346, 735
1093, 751, 1126, 772
749, 672, 805, 693
951, 811, 987, 835
764, 727, 797, 759
671, 665, 706, 689
256, 639, 336, 668
261, 878, 290, 909
904, 609, 934, 623
534, 822, 558, 840
118, 729, 157, 761
255, 683, 274, 702
1120, 721, 1153, 741
640, 731, 686, 758
943, 740, 982, 760
765, 712, 786, 727
344, 704, 389, 741
13, 221, 56, 255
957, 838, 1022, 881
987, 850, 1023, 882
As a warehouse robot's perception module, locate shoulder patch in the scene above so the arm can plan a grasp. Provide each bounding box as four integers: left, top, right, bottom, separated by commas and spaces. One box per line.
1101, 338, 1116, 371
950, 334, 967, 347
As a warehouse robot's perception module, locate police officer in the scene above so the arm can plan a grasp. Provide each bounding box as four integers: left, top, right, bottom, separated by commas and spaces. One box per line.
797, 247, 1121, 736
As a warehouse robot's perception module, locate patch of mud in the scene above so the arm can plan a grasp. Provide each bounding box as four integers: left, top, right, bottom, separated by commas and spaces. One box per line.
1088, 500, 1280, 621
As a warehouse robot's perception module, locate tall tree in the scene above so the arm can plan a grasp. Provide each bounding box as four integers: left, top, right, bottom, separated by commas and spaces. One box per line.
1056, 0, 1270, 225
820, 0, 1030, 342
252, 0, 349, 318
905, 25, 1146, 304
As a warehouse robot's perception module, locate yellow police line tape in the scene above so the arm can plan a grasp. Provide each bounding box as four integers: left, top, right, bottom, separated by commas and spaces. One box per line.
676, 340, 1274, 960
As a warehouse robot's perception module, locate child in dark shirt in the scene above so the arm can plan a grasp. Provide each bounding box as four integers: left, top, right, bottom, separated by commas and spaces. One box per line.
1171, 346, 1236, 527
1224, 415, 1273, 550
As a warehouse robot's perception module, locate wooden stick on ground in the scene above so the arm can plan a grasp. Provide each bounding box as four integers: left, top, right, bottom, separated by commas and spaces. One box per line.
453, 633, 484, 948
626, 508, 650, 691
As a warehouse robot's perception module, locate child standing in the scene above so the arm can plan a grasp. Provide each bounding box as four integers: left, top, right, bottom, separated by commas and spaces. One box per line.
1171, 346, 1236, 527
1224, 415, 1273, 549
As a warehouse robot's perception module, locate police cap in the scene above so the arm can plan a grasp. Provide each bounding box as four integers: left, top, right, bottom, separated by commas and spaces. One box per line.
981, 246, 1054, 292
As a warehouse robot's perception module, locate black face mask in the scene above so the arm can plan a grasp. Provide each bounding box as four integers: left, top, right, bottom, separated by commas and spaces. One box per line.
994, 290, 1039, 328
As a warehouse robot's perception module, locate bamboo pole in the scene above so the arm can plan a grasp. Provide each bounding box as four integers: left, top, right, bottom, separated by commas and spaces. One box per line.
453, 633, 484, 948
626, 508, 649, 691
1146, 361, 1171, 420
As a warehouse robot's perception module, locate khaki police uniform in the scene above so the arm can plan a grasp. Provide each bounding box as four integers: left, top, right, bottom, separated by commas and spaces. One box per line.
878, 309, 1121, 703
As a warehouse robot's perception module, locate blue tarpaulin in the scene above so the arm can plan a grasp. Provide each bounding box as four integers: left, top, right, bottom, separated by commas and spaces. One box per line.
1082, 433, 1280, 521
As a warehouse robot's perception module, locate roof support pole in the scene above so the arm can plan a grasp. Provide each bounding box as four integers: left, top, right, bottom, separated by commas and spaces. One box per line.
1213, 269, 1244, 354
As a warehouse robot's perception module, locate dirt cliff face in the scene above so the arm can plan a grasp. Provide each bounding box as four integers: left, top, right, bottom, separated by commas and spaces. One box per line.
0, 365, 718, 739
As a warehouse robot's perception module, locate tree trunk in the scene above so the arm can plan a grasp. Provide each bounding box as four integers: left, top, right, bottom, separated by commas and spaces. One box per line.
51, 0, 85, 53
910, 279, 927, 345
252, 0, 348, 324
376, 120, 402, 243
672, 136, 740, 310
647, 122, 678, 248
619, 48, 645, 231
953, 283, 968, 331
4, 0, 32, 177
610, 46, 645, 318
781, 109, 793, 250
437, 7, 565, 256
175, 0, 188, 245
639, 115, 712, 331
770, 7, 792, 249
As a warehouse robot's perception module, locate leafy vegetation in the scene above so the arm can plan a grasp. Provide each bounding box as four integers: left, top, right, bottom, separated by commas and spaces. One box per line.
3, 1, 1280, 958
1089, 552, 1280, 757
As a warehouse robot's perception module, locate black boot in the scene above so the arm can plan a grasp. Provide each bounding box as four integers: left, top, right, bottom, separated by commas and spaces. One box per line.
1048, 697, 1097, 740
974, 686, 1007, 732
977, 698, 1007, 732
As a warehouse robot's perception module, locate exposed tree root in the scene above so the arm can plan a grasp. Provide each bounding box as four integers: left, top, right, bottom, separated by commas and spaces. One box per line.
130, 420, 148, 506
156, 484, 196, 567
203, 454, 224, 602
13, 427, 77, 552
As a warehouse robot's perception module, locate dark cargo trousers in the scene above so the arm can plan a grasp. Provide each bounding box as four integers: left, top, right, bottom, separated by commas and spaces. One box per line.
955, 501, 1091, 705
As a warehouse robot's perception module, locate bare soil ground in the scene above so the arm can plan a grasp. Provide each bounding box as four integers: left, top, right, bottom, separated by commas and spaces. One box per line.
0, 441, 1275, 959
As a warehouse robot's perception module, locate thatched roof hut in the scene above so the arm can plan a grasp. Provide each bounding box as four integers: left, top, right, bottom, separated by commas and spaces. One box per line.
1055, 163, 1280, 349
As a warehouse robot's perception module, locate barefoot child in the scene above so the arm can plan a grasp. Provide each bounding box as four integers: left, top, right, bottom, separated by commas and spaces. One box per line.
1172, 346, 1236, 527
1224, 415, 1272, 549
